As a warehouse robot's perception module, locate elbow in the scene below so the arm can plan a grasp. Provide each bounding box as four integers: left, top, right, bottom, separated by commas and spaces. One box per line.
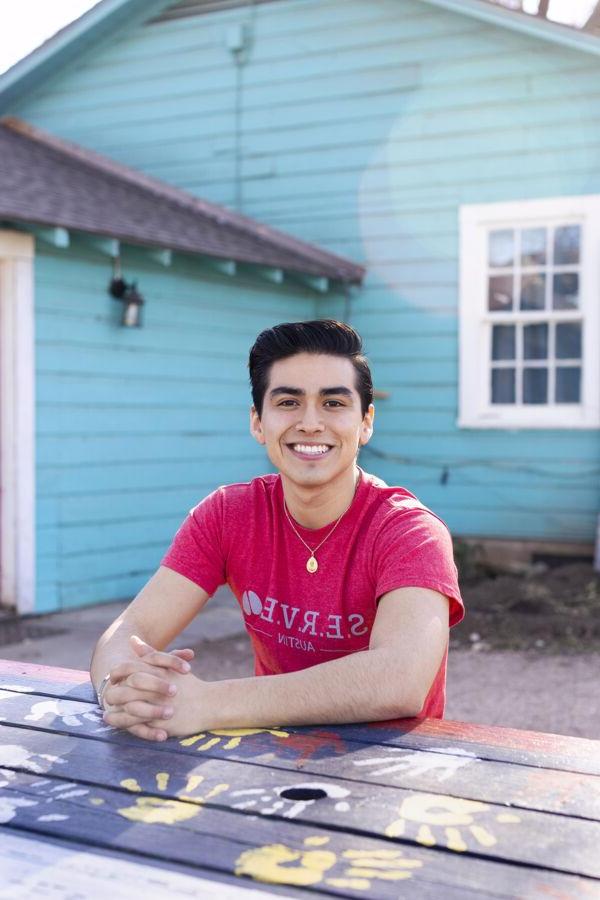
375, 688, 425, 721
371, 655, 427, 719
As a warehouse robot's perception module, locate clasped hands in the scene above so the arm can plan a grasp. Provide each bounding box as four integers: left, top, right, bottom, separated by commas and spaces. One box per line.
101, 635, 208, 741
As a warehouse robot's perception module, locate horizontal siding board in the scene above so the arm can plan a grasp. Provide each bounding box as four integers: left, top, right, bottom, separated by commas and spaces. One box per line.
59, 572, 157, 607
36, 374, 254, 406
36, 485, 224, 528
44, 517, 184, 556
370, 431, 600, 463
37, 433, 264, 466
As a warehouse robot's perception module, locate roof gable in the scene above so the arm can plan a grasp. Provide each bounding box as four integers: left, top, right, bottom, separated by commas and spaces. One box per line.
0, 0, 173, 110
1, 0, 600, 112
419, 0, 600, 58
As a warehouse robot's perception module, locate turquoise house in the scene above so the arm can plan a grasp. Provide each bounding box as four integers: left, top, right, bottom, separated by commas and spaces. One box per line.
1, 0, 599, 615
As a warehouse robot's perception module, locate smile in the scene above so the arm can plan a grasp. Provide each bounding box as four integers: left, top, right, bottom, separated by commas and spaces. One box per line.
288, 443, 333, 458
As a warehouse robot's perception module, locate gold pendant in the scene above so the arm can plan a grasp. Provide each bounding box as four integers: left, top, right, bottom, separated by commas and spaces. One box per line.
306, 556, 318, 574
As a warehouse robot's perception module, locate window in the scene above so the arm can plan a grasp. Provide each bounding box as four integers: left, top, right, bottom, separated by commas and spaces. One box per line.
459, 196, 600, 429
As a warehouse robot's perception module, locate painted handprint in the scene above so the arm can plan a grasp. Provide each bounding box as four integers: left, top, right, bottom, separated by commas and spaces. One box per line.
353, 746, 479, 781
117, 769, 229, 825
235, 835, 422, 889
24, 699, 106, 730
180, 727, 289, 752
385, 792, 520, 851
230, 781, 350, 818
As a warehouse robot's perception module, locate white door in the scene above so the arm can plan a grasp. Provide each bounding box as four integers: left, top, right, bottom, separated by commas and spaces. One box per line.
0, 230, 35, 613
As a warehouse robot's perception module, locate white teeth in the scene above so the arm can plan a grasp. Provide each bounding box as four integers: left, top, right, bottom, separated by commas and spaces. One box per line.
293, 444, 330, 455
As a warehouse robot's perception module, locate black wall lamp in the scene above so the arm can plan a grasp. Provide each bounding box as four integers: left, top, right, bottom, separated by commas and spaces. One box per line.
109, 259, 144, 327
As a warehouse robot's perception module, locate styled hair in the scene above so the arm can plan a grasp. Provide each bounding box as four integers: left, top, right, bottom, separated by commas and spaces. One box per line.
248, 319, 373, 417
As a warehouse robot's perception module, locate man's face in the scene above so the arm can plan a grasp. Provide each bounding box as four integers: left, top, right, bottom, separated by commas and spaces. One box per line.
250, 352, 374, 489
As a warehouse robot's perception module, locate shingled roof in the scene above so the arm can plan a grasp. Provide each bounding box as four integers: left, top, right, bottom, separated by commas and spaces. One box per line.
0, 117, 364, 285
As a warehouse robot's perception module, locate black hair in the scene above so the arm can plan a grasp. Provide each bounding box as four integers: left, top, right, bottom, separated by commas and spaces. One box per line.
248, 319, 373, 417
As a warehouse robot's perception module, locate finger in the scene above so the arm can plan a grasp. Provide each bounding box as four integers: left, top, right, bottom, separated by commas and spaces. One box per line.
130, 636, 193, 667
110, 656, 188, 684
171, 648, 195, 660
126, 723, 169, 741
130, 634, 157, 658
124, 672, 178, 696
122, 699, 174, 720
105, 685, 174, 718
104, 707, 170, 729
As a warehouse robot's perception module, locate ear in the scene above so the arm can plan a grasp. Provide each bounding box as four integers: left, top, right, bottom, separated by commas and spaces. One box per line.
250, 406, 266, 445
359, 404, 375, 446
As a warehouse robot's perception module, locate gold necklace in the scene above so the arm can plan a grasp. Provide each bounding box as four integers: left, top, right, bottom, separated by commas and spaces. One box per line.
283, 479, 358, 574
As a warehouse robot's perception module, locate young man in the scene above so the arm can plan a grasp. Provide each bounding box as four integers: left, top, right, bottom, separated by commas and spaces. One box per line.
91, 320, 463, 741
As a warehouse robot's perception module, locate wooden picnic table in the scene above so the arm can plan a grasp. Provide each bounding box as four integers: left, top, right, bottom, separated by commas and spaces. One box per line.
0, 659, 599, 899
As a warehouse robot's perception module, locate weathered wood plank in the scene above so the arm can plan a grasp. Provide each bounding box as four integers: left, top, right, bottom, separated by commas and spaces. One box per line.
1, 830, 299, 899
2, 770, 598, 899
1, 722, 599, 878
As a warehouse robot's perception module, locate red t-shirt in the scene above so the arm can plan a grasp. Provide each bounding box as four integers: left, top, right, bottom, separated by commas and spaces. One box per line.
162, 468, 463, 718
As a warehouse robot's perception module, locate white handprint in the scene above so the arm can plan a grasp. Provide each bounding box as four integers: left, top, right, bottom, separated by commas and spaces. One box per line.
0, 745, 65, 774
354, 747, 479, 781
24, 699, 106, 729
231, 782, 351, 818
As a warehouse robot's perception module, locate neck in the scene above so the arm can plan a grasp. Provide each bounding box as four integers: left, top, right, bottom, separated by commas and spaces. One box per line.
282, 465, 360, 529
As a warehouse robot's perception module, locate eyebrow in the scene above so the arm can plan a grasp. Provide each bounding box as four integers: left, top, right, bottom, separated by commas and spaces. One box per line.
269, 386, 354, 399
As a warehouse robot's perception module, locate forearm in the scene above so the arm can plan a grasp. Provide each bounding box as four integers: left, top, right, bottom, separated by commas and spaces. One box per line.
200, 648, 424, 730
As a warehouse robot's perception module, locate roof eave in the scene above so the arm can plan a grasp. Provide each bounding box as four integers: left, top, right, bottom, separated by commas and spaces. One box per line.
0, 0, 174, 110
418, 0, 600, 59
1, 214, 365, 286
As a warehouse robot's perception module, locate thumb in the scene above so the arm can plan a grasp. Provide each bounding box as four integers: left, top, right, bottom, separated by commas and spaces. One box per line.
130, 634, 155, 657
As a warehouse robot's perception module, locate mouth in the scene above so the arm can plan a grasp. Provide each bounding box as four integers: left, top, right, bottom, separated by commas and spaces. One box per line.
287, 442, 334, 460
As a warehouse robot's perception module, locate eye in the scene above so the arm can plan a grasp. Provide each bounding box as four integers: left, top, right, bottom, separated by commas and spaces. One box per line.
324, 399, 344, 407
277, 399, 299, 407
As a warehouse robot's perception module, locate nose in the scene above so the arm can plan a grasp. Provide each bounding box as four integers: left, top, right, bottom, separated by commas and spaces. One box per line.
295, 403, 325, 433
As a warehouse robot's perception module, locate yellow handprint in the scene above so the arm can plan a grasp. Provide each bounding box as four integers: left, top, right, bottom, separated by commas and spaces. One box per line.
235, 842, 336, 886
116, 770, 228, 825
386, 793, 520, 852
180, 727, 289, 752
235, 837, 422, 889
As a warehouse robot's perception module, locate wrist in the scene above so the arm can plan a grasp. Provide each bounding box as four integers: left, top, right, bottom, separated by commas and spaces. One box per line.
193, 677, 228, 732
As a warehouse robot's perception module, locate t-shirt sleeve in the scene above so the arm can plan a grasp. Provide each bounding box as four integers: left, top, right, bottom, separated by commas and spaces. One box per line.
372, 505, 464, 627
161, 488, 227, 597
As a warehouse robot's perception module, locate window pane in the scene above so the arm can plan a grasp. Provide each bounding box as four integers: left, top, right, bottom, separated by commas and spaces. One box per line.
491, 368, 515, 404
556, 367, 581, 403
489, 229, 514, 267
523, 367, 548, 404
521, 228, 546, 266
492, 325, 516, 360
556, 322, 582, 359
488, 275, 513, 311
523, 323, 548, 360
520, 273, 545, 310
553, 273, 579, 310
554, 225, 580, 265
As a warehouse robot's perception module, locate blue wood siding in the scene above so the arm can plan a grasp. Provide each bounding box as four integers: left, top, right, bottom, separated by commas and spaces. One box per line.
10, 0, 600, 582
34, 243, 316, 610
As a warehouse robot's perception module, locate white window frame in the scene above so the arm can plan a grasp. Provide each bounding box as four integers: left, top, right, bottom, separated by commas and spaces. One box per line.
459, 195, 600, 429
0, 230, 36, 613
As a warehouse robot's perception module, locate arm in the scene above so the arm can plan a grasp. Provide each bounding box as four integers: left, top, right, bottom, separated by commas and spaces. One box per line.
90, 565, 210, 738
105, 586, 449, 737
